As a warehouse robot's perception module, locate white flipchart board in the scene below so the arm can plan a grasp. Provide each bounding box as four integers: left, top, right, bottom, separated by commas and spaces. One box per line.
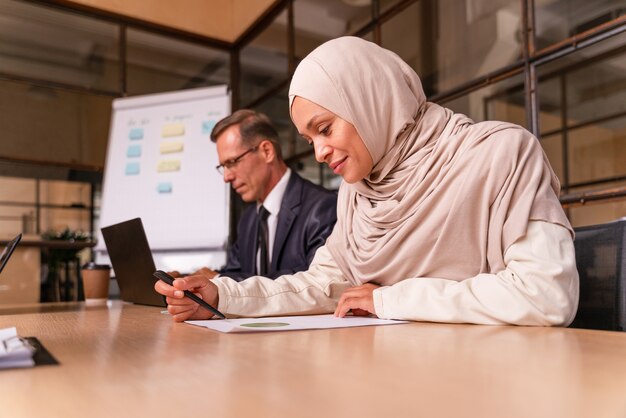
96, 86, 230, 261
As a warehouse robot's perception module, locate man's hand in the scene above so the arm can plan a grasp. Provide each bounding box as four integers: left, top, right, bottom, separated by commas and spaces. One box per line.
192, 267, 219, 279
334, 283, 380, 318
154, 274, 219, 322
167, 267, 218, 280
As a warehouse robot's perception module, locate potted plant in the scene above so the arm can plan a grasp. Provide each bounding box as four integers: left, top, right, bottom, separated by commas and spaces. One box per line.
41, 228, 91, 302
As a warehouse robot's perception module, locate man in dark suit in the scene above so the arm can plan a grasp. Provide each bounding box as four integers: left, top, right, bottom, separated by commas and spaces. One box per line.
186, 109, 337, 281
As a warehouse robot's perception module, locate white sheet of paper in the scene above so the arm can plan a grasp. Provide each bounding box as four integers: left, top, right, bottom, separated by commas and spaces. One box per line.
0, 327, 35, 369
186, 314, 409, 333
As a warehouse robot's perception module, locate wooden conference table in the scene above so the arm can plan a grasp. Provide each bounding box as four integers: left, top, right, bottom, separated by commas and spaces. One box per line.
1, 301, 625, 418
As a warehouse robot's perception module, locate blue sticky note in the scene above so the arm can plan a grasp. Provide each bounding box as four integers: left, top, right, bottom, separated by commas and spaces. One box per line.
202, 120, 216, 135
127, 145, 141, 158
157, 182, 173, 193
129, 128, 143, 140
125, 162, 140, 175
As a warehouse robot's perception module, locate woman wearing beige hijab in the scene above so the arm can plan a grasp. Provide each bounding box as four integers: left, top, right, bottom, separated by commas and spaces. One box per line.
156, 37, 579, 326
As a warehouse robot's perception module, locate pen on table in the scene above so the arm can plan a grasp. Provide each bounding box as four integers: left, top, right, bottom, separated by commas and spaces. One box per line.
153, 270, 226, 319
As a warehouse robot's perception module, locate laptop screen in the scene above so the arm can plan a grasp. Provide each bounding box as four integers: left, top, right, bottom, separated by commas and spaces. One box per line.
100, 218, 164, 307
0, 234, 22, 274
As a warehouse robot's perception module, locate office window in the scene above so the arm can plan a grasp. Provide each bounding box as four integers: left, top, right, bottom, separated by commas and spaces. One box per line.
534, 0, 626, 52
537, 30, 626, 226
362, 31, 374, 42
40, 180, 90, 207
537, 77, 563, 134
39, 179, 92, 233
252, 87, 296, 158
537, 32, 626, 184
0, 176, 35, 204
0, 177, 36, 236
567, 121, 626, 185
294, 0, 372, 59
382, 0, 522, 96
439, 74, 526, 127
240, 10, 289, 107
0, 176, 93, 235
293, 153, 321, 185
569, 191, 626, 227
40, 207, 90, 232
0, 0, 120, 92
292, 128, 312, 158
539, 133, 565, 183
321, 162, 342, 190
566, 56, 626, 126
539, 40, 626, 134
380, 0, 404, 14
291, 152, 342, 190
0, 203, 31, 236
126, 29, 230, 96
381, 2, 433, 94
0, 79, 112, 166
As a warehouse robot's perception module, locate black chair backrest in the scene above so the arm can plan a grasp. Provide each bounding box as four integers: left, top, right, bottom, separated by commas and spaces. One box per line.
570, 218, 625, 331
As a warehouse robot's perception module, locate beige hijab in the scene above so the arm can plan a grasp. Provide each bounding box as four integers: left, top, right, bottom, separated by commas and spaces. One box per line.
289, 37, 572, 286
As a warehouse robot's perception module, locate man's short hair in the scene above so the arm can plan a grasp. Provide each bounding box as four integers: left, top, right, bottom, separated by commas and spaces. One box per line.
210, 109, 283, 161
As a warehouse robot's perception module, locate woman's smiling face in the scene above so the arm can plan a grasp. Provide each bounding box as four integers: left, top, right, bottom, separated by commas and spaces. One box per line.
291, 96, 373, 184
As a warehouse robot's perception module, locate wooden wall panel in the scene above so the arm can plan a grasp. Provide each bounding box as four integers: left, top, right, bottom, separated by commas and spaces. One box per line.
65, 0, 277, 42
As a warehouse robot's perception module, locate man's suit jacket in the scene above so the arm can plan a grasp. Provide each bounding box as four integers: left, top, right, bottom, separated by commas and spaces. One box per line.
219, 172, 337, 281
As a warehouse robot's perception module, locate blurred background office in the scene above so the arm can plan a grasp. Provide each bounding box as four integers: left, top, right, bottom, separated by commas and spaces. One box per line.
0, 0, 625, 305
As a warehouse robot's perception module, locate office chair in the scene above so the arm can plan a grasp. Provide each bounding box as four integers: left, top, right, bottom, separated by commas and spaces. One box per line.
569, 218, 626, 331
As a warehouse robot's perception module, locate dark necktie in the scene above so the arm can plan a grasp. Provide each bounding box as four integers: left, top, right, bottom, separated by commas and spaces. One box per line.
257, 205, 270, 276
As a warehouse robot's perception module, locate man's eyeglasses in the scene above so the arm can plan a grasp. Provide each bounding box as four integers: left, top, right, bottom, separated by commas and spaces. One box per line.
215, 145, 259, 174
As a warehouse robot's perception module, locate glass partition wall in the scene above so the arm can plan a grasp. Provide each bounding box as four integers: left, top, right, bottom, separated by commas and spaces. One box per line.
1, 0, 625, 243
0, 0, 236, 302
237, 0, 626, 227
0, 0, 232, 240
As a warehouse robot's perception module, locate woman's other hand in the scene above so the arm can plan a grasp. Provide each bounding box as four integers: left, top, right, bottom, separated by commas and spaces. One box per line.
334, 283, 380, 317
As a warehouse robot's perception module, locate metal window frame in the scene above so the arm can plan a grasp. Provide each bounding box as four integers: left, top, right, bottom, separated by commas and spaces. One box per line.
2, 0, 626, 225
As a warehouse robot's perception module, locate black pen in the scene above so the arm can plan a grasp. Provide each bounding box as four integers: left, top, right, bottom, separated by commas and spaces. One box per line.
153, 270, 226, 319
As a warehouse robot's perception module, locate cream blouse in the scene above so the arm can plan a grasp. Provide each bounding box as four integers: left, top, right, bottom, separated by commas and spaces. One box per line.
212, 220, 579, 326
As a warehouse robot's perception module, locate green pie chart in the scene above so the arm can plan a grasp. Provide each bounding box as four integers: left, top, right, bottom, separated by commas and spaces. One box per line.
239, 322, 290, 328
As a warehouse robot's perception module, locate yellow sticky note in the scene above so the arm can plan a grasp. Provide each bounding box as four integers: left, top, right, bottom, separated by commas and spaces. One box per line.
159, 141, 184, 154
161, 123, 185, 138
157, 160, 181, 173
